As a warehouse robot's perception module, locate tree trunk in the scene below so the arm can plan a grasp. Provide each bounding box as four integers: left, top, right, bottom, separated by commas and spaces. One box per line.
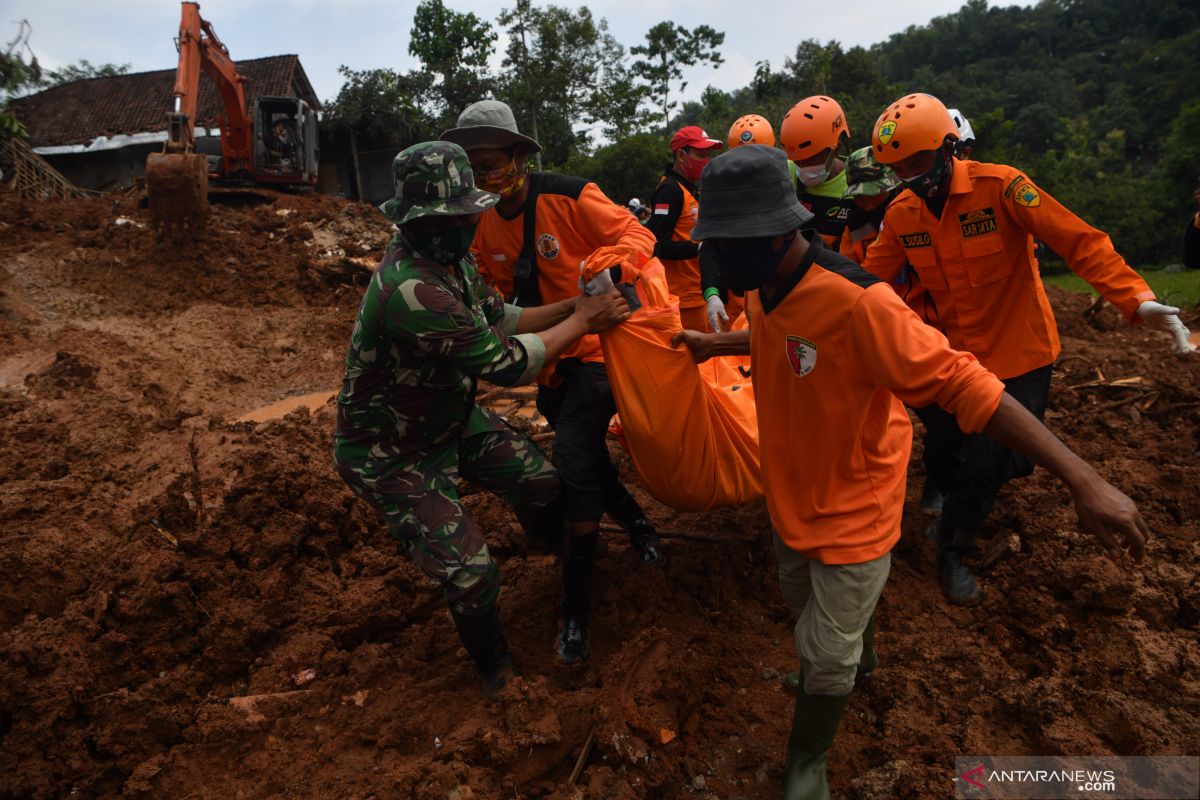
349, 129, 364, 202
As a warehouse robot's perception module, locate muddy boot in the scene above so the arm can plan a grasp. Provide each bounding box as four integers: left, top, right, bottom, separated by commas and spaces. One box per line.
604, 482, 663, 563
783, 615, 877, 695
936, 520, 983, 606
919, 480, 944, 514
450, 606, 515, 698
514, 498, 566, 552
556, 530, 597, 665
784, 676, 852, 800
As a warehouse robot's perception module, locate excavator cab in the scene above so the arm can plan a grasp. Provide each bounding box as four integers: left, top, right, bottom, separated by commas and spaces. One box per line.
253, 97, 318, 185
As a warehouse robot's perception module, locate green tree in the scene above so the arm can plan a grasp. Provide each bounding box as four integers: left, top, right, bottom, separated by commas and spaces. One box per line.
38, 59, 129, 88
1, 20, 40, 141
631, 22, 724, 133
323, 66, 432, 198
408, 0, 497, 126
562, 132, 665, 206
497, 0, 642, 166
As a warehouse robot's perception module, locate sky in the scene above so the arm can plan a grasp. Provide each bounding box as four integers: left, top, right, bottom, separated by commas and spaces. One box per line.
6, 0, 1031, 107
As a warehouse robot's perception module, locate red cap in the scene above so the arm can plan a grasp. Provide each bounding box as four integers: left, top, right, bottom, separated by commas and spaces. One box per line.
670, 125, 723, 152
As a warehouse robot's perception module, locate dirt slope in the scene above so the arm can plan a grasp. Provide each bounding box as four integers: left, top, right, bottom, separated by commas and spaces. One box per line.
0, 190, 1196, 799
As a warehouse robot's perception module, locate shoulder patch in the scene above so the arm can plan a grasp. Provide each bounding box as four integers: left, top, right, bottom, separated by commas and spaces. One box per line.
1003, 174, 1026, 199
1011, 183, 1041, 207
899, 232, 932, 248
959, 207, 998, 238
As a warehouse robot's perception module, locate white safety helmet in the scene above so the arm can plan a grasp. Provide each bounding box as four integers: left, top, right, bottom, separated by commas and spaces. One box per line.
947, 108, 975, 157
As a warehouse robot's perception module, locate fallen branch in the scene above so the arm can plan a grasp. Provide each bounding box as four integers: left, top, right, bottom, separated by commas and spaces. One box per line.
598, 524, 731, 543
1066, 375, 1152, 391
568, 725, 596, 784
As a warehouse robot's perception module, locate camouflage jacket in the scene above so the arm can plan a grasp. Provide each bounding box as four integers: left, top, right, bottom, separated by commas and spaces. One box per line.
334, 239, 546, 479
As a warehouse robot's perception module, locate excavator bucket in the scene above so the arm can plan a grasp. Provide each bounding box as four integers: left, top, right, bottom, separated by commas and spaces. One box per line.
146, 152, 210, 234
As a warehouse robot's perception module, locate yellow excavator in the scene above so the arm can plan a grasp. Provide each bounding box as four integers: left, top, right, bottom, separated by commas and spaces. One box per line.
145, 2, 318, 232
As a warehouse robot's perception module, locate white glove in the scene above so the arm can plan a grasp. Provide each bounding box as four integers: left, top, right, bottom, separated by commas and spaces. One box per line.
1137, 301, 1196, 354
706, 294, 729, 333
580, 266, 615, 296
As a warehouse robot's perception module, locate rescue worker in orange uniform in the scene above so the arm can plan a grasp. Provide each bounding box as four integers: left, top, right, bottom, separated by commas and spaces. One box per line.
780, 96, 855, 248
670, 143, 1149, 800
441, 100, 663, 666
647, 126, 724, 332
862, 92, 1191, 606
839, 146, 950, 514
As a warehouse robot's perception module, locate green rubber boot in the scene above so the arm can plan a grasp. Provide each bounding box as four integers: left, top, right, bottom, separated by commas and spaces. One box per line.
782, 614, 877, 695
784, 677, 852, 800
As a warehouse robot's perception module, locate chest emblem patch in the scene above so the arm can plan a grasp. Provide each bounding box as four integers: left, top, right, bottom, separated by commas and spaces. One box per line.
536, 233, 560, 259
959, 207, 998, 238
785, 336, 817, 377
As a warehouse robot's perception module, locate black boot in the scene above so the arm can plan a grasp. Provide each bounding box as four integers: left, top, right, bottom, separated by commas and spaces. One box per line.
603, 480, 662, 563
556, 531, 598, 665
936, 520, 983, 606
784, 674, 852, 800
918, 480, 944, 514
450, 605, 514, 698
514, 498, 566, 552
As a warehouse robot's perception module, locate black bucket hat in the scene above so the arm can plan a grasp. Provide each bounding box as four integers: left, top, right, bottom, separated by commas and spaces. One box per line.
691, 145, 814, 240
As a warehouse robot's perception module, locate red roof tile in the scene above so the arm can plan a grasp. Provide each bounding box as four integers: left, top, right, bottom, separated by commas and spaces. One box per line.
12, 55, 321, 148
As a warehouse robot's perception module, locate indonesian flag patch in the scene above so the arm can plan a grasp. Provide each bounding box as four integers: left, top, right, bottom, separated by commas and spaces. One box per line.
654, 204, 670, 215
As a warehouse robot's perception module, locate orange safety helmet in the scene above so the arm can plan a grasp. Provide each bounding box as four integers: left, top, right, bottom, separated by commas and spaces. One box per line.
780, 96, 849, 162
727, 114, 776, 148
872, 93, 959, 164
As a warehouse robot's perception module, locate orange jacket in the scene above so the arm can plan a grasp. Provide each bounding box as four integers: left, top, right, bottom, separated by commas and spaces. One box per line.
749, 234, 1004, 564
862, 159, 1154, 379
471, 173, 655, 384
647, 169, 705, 309
839, 226, 941, 329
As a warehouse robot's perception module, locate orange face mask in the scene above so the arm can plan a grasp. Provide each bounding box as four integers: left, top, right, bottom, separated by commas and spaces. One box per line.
476, 159, 528, 197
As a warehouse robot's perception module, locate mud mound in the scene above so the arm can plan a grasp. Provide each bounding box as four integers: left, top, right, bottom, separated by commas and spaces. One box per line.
0, 190, 1197, 799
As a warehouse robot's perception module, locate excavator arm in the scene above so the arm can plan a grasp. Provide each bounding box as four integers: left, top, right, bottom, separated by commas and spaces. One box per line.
163, 1, 253, 178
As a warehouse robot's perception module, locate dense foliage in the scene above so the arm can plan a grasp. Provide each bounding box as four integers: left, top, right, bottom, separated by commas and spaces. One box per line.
326, 0, 1196, 264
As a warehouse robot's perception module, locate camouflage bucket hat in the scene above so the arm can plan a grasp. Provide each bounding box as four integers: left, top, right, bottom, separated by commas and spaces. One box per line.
379, 141, 500, 226
842, 146, 903, 198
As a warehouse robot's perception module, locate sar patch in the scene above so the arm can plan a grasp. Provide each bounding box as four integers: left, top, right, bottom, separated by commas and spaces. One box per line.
877, 120, 897, 145
536, 233, 560, 259
1012, 183, 1041, 207
785, 335, 817, 378
739, 130, 754, 143
899, 232, 932, 248
959, 207, 998, 238
1003, 175, 1025, 199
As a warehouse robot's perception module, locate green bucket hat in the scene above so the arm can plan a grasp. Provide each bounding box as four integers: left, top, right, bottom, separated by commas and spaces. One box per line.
440, 100, 542, 154
379, 141, 500, 226
842, 146, 902, 198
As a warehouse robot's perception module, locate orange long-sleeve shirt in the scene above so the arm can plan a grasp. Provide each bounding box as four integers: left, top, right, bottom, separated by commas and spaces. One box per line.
861, 159, 1154, 380
749, 234, 1004, 564
471, 172, 655, 384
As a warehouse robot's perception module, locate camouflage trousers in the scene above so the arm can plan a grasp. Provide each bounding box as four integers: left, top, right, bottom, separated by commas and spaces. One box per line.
335, 406, 559, 615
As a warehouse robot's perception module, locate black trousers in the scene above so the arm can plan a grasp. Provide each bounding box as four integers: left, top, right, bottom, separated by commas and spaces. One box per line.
536, 361, 645, 525
918, 364, 1053, 551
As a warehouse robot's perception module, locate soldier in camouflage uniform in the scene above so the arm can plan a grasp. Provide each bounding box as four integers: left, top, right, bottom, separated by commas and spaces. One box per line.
333, 141, 631, 696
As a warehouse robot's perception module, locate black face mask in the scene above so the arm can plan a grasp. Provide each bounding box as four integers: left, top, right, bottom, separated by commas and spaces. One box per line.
903, 146, 953, 200
717, 233, 795, 293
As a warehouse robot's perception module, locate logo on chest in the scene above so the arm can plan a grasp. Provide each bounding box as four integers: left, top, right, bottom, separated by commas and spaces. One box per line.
959, 207, 998, 238
899, 232, 932, 248
785, 336, 817, 377
536, 233, 560, 259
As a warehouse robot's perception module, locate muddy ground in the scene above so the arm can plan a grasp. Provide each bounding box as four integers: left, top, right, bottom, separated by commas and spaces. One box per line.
0, 189, 1197, 800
